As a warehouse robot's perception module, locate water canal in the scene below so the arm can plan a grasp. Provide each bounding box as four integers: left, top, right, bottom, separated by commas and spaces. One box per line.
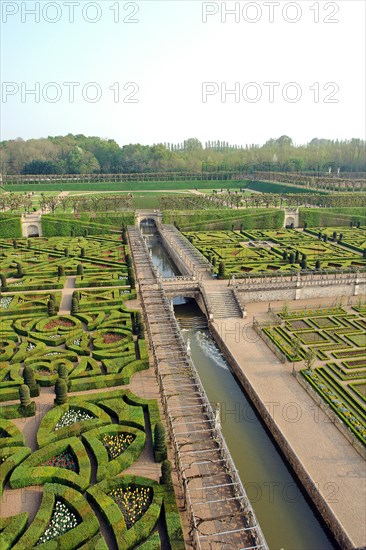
143, 226, 335, 550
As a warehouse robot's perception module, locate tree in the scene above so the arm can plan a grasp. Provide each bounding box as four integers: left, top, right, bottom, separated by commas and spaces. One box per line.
0, 274, 6, 289
160, 460, 172, 485
47, 299, 55, 316
218, 261, 226, 279
57, 265, 65, 278
135, 311, 144, 339
16, 263, 24, 278
80, 247, 86, 258
315, 259, 321, 269
23, 365, 40, 396
58, 364, 70, 390
154, 422, 167, 462
282, 251, 288, 261
125, 253, 132, 268
71, 296, 79, 315
54, 378, 68, 405
128, 267, 135, 289
76, 263, 84, 276
290, 339, 301, 373
300, 258, 307, 269
288, 252, 295, 264
19, 384, 31, 408
304, 349, 316, 371
64, 247, 69, 257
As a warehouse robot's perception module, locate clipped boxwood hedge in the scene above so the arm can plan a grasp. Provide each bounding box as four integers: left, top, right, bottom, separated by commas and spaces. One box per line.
0, 419, 25, 448
37, 402, 111, 447
12, 483, 99, 550
82, 425, 145, 481
0, 447, 31, 497
0, 512, 28, 550
10, 436, 91, 492
87, 475, 163, 550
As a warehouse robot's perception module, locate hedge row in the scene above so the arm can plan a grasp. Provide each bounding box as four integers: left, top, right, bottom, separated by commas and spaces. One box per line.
68, 359, 148, 390
0, 447, 31, 498
82, 425, 145, 481
0, 216, 22, 238
0, 512, 29, 550
10, 437, 91, 492
87, 475, 162, 550
163, 208, 284, 231
12, 483, 99, 550
0, 419, 25, 448
37, 402, 111, 447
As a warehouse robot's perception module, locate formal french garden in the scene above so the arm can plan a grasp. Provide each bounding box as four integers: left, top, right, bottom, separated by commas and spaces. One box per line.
261, 304, 366, 446
183, 227, 366, 276
0, 234, 184, 549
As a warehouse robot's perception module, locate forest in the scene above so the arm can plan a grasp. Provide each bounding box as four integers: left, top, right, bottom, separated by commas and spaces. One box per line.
0, 134, 365, 175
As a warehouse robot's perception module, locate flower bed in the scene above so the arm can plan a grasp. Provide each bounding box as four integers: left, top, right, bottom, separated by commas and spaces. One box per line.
108, 484, 153, 529
45, 318, 75, 330
42, 449, 79, 473
103, 332, 123, 345
55, 409, 95, 431
102, 432, 135, 460
36, 500, 79, 545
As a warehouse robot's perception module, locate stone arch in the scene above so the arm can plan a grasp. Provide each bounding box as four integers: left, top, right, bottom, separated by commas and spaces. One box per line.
140, 218, 157, 229
27, 224, 40, 237
285, 216, 295, 228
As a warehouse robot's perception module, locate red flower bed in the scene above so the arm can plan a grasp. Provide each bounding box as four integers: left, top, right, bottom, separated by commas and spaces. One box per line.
45, 318, 75, 330
103, 332, 123, 344
42, 450, 78, 472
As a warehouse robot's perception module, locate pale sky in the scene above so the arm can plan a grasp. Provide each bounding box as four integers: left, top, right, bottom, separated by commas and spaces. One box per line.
0, 0, 365, 146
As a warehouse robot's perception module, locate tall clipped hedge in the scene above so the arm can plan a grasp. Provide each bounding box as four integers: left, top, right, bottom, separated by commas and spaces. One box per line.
42, 213, 135, 237
299, 207, 366, 228
0, 215, 22, 238
163, 208, 284, 231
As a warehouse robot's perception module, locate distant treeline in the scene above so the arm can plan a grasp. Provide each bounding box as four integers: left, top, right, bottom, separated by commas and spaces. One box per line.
1, 134, 365, 175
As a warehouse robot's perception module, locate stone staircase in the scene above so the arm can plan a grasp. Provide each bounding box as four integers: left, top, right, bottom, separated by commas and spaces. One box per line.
205, 289, 242, 318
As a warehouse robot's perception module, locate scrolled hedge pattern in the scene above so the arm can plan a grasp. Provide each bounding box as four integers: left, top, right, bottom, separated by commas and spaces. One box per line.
0, 234, 184, 549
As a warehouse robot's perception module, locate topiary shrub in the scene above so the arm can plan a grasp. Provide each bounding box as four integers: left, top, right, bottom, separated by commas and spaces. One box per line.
0, 274, 6, 290
80, 247, 86, 258
16, 263, 24, 278
154, 422, 167, 462
160, 459, 172, 485
58, 363, 70, 390
77, 264, 84, 276
13, 239, 18, 249
19, 384, 31, 408
64, 247, 69, 257
23, 365, 40, 397
57, 265, 65, 277
47, 300, 55, 316
54, 378, 68, 405
125, 253, 132, 268
71, 296, 79, 315
135, 311, 144, 339
315, 259, 321, 270
288, 252, 295, 264
128, 267, 136, 290
218, 261, 226, 279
